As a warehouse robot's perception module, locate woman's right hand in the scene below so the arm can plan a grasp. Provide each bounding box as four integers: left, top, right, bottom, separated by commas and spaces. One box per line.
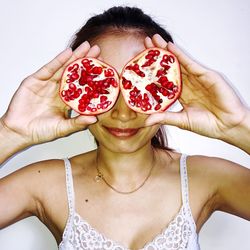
1, 41, 99, 147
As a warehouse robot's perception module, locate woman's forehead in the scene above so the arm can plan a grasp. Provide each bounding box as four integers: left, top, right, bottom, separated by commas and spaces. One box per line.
95, 35, 146, 74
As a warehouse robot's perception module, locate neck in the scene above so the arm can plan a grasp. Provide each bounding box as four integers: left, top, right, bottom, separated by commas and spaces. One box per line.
95, 143, 157, 191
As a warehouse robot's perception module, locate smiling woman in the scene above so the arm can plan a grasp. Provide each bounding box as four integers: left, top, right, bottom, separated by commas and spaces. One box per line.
0, 4, 250, 250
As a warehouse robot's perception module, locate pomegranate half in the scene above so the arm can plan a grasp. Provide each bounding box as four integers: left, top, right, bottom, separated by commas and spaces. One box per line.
60, 58, 120, 115
120, 48, 182, 114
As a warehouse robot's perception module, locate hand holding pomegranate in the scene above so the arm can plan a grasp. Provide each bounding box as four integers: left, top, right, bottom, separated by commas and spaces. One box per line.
0, 42, 99, 162
145, 34, 250, 153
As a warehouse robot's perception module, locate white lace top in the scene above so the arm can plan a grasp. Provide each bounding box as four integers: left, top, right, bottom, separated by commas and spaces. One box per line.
59, 154, 200, 250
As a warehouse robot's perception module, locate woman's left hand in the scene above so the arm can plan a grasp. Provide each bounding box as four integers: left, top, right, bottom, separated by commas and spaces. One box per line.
144, 34, 250, 153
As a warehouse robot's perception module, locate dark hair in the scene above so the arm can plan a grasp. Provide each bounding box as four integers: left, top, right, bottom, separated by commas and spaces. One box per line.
70, 6, 173, 150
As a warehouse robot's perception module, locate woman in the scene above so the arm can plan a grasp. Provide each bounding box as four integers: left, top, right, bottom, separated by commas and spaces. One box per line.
0, 6, 249, 250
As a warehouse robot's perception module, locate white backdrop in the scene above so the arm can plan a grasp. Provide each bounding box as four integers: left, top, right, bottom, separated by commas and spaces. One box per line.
0, 0, 249, 249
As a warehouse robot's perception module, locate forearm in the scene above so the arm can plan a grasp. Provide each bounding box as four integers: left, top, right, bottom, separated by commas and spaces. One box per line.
222, 108, 250, 154
0, 118, 30, 165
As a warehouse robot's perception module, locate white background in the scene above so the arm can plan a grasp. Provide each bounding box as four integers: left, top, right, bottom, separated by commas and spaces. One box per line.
0, 0, 250, 249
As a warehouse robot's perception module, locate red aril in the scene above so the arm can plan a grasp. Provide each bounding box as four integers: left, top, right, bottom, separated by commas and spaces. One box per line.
120, 47, 182, 114
60, 58, 120, 115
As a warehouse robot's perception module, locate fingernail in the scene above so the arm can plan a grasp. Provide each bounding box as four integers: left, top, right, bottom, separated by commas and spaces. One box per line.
66, 47, 72, 52
79, 41, 90, 48
77, 116, 97, 124
86, 116, 97, 123
92, 44, 100, 49
145, 118, 154, 126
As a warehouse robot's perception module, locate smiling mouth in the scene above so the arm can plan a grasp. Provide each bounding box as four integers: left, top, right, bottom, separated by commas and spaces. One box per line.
104, 126, 140, 138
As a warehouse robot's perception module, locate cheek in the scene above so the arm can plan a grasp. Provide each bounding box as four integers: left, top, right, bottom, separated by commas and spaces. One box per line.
88, 120, 110, 145
88, 123, 100, 138
144, 124, 161, 141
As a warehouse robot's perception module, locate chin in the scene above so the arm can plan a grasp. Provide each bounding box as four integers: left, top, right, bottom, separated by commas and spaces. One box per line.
101, 139, 151, 154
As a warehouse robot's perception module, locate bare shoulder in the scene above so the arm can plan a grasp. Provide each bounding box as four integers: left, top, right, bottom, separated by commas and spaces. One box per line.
166, 151, 222, 197
185, 154, 249, 183
180, 153, 249, 219
1, 158, 65, 188
14, 158, 66, 184
181, 153, 249, 199
1, 158, 67, 205
166, 151, 250, 227
22, 150, 96, 197
165, 151, 248, 179
0, 158, 67, 230
0, 153, 89, 213
6, 149, 97, 186
155, 150, 248, 192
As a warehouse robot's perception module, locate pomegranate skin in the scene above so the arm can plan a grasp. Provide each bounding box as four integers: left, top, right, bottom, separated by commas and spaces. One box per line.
120, 47, 182, 114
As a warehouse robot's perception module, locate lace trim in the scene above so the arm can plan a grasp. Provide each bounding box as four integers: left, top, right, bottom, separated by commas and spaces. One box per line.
143, 207, 193, 249
62, 158, 75, 241
59, 205, 193, 250
180, 155, 197, 232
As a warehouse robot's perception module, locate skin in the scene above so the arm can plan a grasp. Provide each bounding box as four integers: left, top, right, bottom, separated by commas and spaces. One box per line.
0, 34, 250, 249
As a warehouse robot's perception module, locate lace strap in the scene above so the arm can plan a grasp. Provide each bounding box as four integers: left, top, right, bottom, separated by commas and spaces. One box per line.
180, 154, 197, 232
180, 154, 190, 206
63, 158, 75, 216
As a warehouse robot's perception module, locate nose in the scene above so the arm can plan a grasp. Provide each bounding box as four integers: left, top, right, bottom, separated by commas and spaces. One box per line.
111, 92, 137, 122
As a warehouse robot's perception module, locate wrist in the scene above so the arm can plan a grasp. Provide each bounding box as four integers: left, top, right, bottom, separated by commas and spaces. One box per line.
0, 117, 31, 163
222, 108, 250, 154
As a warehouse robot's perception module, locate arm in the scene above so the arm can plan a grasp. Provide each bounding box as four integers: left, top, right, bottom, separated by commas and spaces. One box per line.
0, 159, 66, 230
0, 42, 100, 164
144, 34, 250, 154
192, 156, 250, 221
0, 163, 41, 228
0, 121, 29, 164
216, 159, 250, 220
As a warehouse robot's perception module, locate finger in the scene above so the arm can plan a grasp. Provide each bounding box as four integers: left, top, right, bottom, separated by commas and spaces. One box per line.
72, 40, 91, 58
59, 115, 97, 136
32, 48, 73, 80
144, 36, 155, 48
145, 111, 188, 130
151, 34, 168, 48
85, 45, 101, 58
167, 42, 207, 76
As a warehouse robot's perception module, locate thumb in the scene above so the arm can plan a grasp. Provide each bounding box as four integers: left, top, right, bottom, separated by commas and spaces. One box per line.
145, 111, 188, 129
59, 115, 97, 136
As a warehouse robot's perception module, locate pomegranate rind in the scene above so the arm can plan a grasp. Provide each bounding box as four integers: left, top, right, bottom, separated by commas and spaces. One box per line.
120, 47, 182, 114
60, 57, 120, 115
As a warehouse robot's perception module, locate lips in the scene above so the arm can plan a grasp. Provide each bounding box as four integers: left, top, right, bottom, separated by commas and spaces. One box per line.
104, 126, 140, 138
